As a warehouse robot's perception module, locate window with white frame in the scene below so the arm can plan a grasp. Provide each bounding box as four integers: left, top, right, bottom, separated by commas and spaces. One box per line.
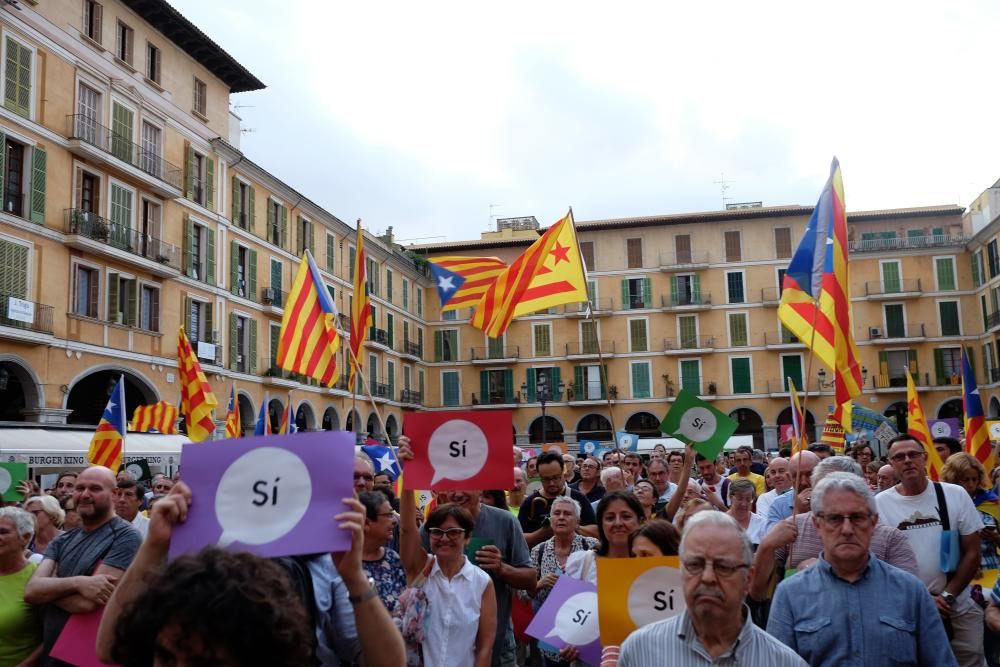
4, 36, 32, 118
726, 271, 745, 304
193, 77, 207, 116
115, 20, 133, 64
76, 82, 101, 144
139, 283, 159, 331
83, 1, 103, 43
140, 121, 162, 178
630, 360, 651, 398
73, 264, 99, 318
145, 42, 161, 83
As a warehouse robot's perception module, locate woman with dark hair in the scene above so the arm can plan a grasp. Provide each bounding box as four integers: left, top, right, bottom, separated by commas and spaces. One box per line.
629, 519, 680, 557
481, 490, 509, 510
401, 483, 497, 667
850, 442, 874, 469
632, 480, 657, 521
359, 490, 406, 615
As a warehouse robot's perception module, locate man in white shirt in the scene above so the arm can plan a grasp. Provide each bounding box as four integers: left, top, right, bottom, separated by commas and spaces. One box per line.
875, 435, 985, 667
756, 457, 791, 518
647, 459, 677, 513
114, 479, 149, 539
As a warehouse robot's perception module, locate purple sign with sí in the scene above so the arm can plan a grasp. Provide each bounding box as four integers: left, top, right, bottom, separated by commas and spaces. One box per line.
928, 418, 961, 439
169, 431, 355, 559
526, 575, 603, 667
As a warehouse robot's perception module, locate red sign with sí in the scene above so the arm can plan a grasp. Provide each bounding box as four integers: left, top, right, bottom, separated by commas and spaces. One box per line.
403, 411, 515, 491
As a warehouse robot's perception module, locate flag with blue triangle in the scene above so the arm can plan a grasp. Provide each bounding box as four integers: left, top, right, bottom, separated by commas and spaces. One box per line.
428, 262, 467, 309
361, 443, 401, 480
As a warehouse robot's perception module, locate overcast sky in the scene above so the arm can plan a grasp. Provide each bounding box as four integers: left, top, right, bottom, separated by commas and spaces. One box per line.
173, 0, 999, 242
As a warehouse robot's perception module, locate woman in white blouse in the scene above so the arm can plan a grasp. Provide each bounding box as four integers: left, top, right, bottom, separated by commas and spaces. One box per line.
401, 484, 497, 667
726, 479, 765, 545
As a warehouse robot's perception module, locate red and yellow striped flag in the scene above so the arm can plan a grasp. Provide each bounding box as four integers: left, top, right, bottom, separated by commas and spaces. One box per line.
178, 326, 218, 442
789, 380, 808, 454
129, 401, 178, 434
88, 375, 126, 471
778, 159, 863, 429
428, 256, 507, 312
471, 211, 588, 337
906, 369, 944, 481
348, 220, 372, 391
276, 251, 342, 386
224, 384, 241, 439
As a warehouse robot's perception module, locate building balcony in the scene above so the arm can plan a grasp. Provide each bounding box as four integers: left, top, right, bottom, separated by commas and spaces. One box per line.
400, 389, 423, 406
0, 292, 53, 341
565, 340, 615, 359
372, 382, 391, 401
365, 327, 392, 351
763, 331, 805, 349
659, 251, 711, 272
66, 115, 182, 198
261, 287, 287, 314
761, 286, 781, 306
661, 292, 712, 311
663, 336, 715, 354
401, 341, 423, 361
864, 279, 922, 299
848, 234, 969, 253
867, 323, 926, 343
562, 298, 613, 317
471, 392, 518, 408
765, 378, 803, 396
64, 209, 181, 277
261, 358, 297, 387
471, 346, 519, 363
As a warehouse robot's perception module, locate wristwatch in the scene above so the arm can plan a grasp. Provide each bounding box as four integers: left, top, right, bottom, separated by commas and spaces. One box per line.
349, 578, 378, 605
940, 591, 956, 605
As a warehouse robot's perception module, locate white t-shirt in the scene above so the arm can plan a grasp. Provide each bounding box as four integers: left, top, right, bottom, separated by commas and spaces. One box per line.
875, 481, 982, 606
130, 512, 150, 540
745, 512, 766, 545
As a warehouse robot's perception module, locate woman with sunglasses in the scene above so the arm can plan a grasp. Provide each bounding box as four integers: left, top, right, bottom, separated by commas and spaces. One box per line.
401, 480, 497, 667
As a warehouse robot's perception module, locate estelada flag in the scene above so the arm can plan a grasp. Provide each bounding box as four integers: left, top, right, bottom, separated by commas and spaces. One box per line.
471, 211, 588, 337
224, 385, 241, 439
597, 555, 685, 645
962, 348, 994, 477
129, 401, 178, 434
428, 256, 507, 312
402, 411, 514, 491
88, 375, 127, 471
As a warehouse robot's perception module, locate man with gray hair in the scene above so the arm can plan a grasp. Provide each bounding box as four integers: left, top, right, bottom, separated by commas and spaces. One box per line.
619, 512, 806, 666
593, 466, 626, 513
750, 456, 916, 601
767, 472, 956, 666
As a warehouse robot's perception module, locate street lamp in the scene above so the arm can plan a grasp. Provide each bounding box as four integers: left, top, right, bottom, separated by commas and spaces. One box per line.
818, 366, 868, 389
523, 374, 566, 444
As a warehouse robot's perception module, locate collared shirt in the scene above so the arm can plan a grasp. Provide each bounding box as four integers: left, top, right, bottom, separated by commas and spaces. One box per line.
765, 490, 796, 533
129, 512, 149, 540
767, 554, 957, 667
619, 605, 806, 667
756, 487, 790, 519
422, 556, 491, 667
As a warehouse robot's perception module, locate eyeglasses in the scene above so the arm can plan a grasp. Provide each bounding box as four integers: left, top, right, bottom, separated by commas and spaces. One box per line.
581, 464, 600, 470
427, 527, 466, 540
376, 511, 396, 520
815, 512, 874, 528
354, 473, 374, 481
681, 558, 749, 578
539, 474, 564, 484
889, 451, 925, 463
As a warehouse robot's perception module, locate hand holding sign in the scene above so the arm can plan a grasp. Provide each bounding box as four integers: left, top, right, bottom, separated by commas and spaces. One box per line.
0, 463, 27, 502
403, 411, 514, 491
525, 576, 603, 666
659, 390, 738, 461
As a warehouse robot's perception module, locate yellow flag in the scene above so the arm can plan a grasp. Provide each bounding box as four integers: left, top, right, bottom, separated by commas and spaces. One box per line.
596, 555, 684, 645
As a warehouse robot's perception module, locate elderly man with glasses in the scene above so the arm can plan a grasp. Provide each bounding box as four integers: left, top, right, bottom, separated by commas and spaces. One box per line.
768, 472, 956, 666
876, 435, 985, 667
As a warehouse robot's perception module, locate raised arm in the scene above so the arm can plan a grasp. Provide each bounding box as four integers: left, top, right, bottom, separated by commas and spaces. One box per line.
397, 436, 430, 582
661, 446, 695, 522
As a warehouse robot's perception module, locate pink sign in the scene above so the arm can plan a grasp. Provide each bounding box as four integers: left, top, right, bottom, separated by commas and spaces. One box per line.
50, 609, 117, 667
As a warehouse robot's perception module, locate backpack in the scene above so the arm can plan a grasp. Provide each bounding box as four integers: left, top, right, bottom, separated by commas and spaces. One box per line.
273, 555, 320, 666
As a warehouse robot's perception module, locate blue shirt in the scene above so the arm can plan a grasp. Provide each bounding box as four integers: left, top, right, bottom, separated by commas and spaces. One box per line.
767, 553, 956, 667
765, 490, 795, 533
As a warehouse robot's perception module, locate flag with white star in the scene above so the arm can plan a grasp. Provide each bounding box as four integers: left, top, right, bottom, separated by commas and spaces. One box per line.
426, 255, 507, 312
88, 375, 127, 471
428, 261, 467, 309
361, 443, 401, 480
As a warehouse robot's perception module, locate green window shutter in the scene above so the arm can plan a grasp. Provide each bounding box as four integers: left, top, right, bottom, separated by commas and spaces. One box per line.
620, 279, 629, 310
729, 313, 747, 347
107, 272, 119, 322
387, 361, 395, 398
882, 262, 900, 292
940, 301, 960, 336
403, 321, 409, 345
732, 358, 751, 393
679, 316, 697, 347
681, 360, 700, 394
231, 176, 240, 224
972, 254, 982, 288
574, 366, 584, 398
206, 228, 216, 285
417, 289, 422, 317
600, 364, 608, 400
126, 280, 137, 327
296, 216, 304, 255
934, 349, 946, 385
0, 239, 28, 297
249, 319, 258, 375
781, 356, 803, 391
205, 302, 214, 344
386, 313, 394, 348
504, 369, 514, 403
266, 198, 275, 244
248, 249, 257, 303
4, 38, 31, 117
479, 371, 489, 403
403, 279, 409, 310
885, 305, 904, 337
280, 206, 288, 250
185, 145, 195, 200
670, 276, 678, 305
184, 296, 192, 336
586, 280, 596, 305
629, 320, 647, 352
0, 130, 6, 203
632, 362, 650, 398
248, 186, 256, 233
229, 240, 239, 295
326, 235, 335, 272
229, 313, 238, 370
534, 325, 551, 356
29, 146, 45, 224
692, 274, 701, 301
270, 324, 280, 363
434, 330, 443, 361
184, 216, 194, 277
642, 277, 652, 308
205, 158, 214, 209
526, 368, 536, 402
551, 367, 562, 400
908, 350, 919, 381
936, 258, 956, 291
310, 224, 316, 257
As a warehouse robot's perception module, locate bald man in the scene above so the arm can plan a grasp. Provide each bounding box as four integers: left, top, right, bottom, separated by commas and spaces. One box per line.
25, 466, 142, 665
764, 451, 821, 534
877, 464, 898, 493
756, 457, 791, 519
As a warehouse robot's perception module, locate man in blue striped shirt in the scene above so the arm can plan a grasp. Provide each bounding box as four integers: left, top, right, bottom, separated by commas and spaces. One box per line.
619, 511, 805, 666
767, 472, 956, 666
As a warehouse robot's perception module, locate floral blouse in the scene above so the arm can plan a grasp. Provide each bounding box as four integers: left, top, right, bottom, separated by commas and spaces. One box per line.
530, 534, 599, 606
362, 547, 407, 615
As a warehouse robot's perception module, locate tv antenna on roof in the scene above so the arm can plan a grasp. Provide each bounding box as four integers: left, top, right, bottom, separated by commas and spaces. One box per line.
489, 203, 502, 231
713, 174, 732, 208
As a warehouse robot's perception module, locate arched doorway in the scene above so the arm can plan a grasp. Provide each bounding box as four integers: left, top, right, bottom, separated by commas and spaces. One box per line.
576, 414, 612, 442
385, 414, 399, 444
322, 407, 340, 431
776, 407, 817, 442
0, 358, 42, 421
938, 398, 963, 421
296, 402, 315, 432
528, 416, 564, 444
237, 393, 254, 436
346, 408, 361, 433
268, 398, 284, 433
66, 368, 157, 425
729, 408, 764, 449
884, 401, 908, 433
625, 412, 660, 439
367, 413, 383, 441
991, 397, 1000, 419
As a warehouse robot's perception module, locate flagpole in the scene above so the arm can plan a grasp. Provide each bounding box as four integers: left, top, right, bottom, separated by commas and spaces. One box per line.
344, 342, 400, 470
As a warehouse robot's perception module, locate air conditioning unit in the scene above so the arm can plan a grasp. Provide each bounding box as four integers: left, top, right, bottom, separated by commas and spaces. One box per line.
869, 327, 883, 339
262, 287, 275, 304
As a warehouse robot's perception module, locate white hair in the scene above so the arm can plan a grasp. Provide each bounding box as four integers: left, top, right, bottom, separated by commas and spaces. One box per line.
25, 494, 65, 528
600, 466, 623, 485
811, 456, 863, 486
0, 507, 34, 542
811, 472, 877, 515
354, 455, 374, 472
550, 495, 581, 518
679, 510, 753, 566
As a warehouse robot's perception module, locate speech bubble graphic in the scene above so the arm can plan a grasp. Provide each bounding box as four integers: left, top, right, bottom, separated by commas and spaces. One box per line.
0, 467, 10, 495
990, 421, 1000, 440
675, 407, 717, 442
126, 463, 144, 480
215, 447, 312, 547
546, 591, 600, 646
428, 419, 489, 485
627, 566, 683, 627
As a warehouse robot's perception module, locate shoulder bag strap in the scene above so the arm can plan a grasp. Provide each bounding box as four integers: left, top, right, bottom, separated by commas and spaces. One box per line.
934, 481, 951, 532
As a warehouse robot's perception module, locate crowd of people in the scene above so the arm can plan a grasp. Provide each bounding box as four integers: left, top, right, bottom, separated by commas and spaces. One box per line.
0, 435, 998, 666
